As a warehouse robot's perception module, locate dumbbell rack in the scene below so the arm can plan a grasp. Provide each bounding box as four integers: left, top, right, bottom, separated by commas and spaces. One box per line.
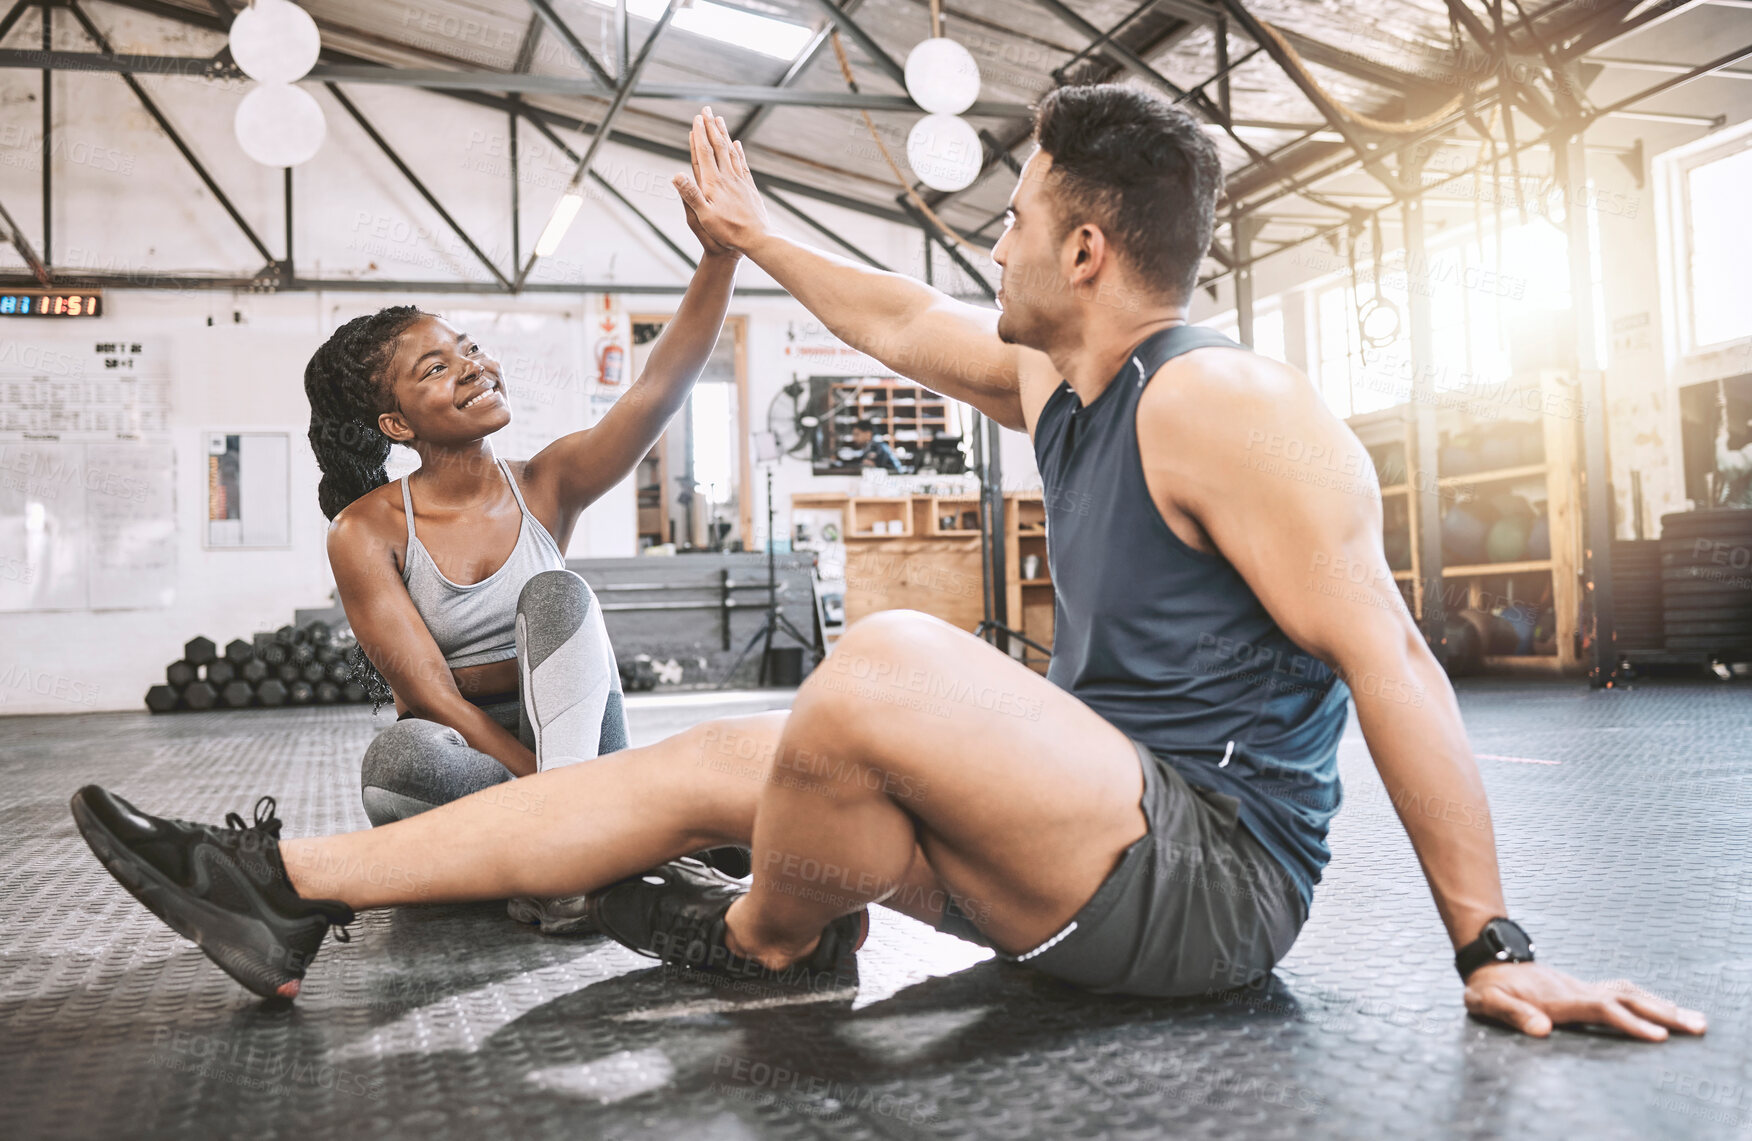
144, 619, 369, 713
1348, 368, 1584, 676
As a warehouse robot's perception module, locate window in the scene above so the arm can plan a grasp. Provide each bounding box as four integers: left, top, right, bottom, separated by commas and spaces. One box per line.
1685, 144, 1752, 348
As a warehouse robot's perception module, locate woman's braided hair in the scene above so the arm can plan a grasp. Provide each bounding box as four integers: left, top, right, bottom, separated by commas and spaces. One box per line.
304, 305, 430, 710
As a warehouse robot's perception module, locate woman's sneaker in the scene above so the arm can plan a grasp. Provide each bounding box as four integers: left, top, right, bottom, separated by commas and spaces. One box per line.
589, 858, 867, 991
70, 786, 353, 1000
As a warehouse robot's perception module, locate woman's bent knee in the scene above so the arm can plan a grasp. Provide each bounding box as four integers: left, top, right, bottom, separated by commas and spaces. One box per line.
360, 718, 512, 827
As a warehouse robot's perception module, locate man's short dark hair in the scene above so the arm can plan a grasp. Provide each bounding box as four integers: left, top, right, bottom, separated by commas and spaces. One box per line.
1032, 84, 1223, 303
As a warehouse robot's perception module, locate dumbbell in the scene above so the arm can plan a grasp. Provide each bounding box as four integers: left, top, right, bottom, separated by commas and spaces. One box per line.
291, 642, 316, 665
259, 642, 288, 666
184, 636, 217, 667
144, 684, 180, 713
184, 680, 218, 710
315, 681, 341, 704
256, 678, 288, 707
277, 662, 302, 683
205, 659, 236, 687
220, 680, 255, 708
275, 624, 300, 646
315, 646, 341, 666
224, 638, 255, 665
301, 662, 327, 685
305, 620, 333, 648
166, 660, 197, 688
342, 680, 367, 703
241, 658, 269, 684
288, 680, 315, 705
327, 659, 352, 683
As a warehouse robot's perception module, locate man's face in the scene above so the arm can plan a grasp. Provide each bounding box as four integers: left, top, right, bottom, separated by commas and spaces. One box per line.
991, 150, 1070, 350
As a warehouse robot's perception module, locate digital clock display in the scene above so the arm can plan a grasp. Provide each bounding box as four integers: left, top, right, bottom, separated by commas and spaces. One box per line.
0, 291, 103, 317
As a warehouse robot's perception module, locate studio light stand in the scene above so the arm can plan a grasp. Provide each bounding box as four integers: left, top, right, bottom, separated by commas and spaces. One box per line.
717, 432, 815, 689
969, 410, 1051, 662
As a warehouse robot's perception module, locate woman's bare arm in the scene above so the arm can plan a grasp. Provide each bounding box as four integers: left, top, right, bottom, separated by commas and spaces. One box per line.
327, 503, 537, 777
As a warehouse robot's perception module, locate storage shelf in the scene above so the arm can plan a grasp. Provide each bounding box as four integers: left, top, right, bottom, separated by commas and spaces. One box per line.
1438, 463, 1547, 489
1443, 559, 1552, 577
1391, 569, 1415, 582
1020, 578, 1053, 587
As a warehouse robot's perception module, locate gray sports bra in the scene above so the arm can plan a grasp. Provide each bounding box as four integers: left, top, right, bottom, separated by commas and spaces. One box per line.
399, 457, 566, 669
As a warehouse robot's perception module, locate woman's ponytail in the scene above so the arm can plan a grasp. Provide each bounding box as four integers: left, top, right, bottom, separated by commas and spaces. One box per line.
303, 305, 429, 709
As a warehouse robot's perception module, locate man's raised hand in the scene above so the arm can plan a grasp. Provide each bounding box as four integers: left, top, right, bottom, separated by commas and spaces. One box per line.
673, 109, 770, 255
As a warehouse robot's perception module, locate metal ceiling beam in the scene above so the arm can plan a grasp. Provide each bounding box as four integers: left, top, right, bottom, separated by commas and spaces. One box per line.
0, 0, 32, 45
901, 198, 995, 301
0, 191, 49, 284
734, 0, 865, 142
1197, 37, 1752, 293
803, 0, 906, 88
523, 0, 615, 89
62, 0, 274, 266
516, 0, 680, 290
766, 185, 892, 272
0, 51, 1029, 115
1212, 0, 1405, 197
0, 272, 795, 295
517, 111, 698, 272
1589, 55, 1752, 79
64, 0, 933, 233
326, 83, 513, 291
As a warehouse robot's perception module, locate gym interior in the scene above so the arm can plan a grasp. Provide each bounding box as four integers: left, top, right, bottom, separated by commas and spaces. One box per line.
2, 0, 1749, 1138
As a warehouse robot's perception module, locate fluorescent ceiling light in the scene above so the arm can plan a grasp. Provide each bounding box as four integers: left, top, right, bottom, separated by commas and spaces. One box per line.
579, 0, 814, 61
536, 190, 585, 256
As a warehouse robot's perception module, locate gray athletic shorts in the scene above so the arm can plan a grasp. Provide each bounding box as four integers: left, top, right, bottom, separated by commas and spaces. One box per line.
940, 738, 1308, 998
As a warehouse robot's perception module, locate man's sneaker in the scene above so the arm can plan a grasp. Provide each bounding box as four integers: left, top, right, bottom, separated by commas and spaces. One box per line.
590, 858, 867, 990
70, 786, 354, 1000
506, 893, 596, 936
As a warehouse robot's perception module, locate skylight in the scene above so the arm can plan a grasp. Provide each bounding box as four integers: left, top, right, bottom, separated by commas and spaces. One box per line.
579, 0, 816, 62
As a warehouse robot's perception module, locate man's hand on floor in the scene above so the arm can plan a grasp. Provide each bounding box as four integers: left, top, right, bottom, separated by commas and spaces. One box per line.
1464, 962, 1708, 1040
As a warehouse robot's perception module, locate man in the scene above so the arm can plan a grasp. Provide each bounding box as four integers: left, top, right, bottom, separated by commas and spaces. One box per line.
72, 91, 1701, 1042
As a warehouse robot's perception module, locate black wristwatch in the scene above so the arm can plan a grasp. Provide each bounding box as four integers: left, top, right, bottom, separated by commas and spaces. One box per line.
1455, 917, 1535, 981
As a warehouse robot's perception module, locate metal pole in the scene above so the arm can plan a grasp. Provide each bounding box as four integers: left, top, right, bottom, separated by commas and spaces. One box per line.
40, 0, 49, 267
1557, 132, 1616, 686
1401, 155, 1446, 656
1234, 214, 1258, 347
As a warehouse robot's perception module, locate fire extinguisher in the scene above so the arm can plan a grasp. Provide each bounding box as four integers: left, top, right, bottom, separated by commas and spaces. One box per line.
596, 340, 625, 386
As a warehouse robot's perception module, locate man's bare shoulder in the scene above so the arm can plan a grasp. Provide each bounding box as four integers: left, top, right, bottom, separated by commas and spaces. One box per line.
1140, 346, 1330, 450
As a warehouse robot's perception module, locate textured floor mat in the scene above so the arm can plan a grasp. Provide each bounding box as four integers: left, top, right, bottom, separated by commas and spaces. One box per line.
0, 680, 1746, 1139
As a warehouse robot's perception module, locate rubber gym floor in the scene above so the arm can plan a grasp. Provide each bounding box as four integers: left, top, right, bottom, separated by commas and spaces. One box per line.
1, 679, 1746, 1141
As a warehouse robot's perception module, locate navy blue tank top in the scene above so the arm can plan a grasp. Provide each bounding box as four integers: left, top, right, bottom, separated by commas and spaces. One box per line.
1035, 324, 1349, 909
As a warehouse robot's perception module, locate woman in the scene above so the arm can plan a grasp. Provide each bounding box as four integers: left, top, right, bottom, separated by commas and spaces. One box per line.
303, 190, 738, 852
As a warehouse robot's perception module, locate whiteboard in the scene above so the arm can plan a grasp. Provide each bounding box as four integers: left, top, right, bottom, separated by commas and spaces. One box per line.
0, 441, 175, 612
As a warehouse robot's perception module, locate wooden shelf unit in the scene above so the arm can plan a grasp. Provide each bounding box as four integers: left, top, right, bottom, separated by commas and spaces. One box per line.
792, 491, 1053, 671
819, 378, 956, 474
1348, 369, 1582, 674
635, 443, 669, 550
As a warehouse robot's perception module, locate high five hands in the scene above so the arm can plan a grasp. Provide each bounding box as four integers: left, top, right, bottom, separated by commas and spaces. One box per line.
674, 107, 770, 257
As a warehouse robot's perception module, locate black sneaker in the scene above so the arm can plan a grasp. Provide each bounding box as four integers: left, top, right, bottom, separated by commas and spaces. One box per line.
590, 858, 867, 990
70, 785, 354, 1000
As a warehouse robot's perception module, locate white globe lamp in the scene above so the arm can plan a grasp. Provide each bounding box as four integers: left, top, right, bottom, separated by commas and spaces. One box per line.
235, 83, 327, 167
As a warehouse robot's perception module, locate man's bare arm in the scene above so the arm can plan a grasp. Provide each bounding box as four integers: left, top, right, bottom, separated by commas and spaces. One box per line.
674, 110, 1059, 434
1140, 349, 1706, 1041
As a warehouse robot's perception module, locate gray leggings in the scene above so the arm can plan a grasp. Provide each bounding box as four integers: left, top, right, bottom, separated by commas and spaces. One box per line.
360, 569, 628, 827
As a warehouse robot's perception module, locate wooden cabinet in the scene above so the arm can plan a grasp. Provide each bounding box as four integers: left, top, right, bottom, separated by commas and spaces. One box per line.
792, 492, 1053, 671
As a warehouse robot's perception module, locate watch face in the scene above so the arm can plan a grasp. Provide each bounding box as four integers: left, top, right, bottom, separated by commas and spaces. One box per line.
1487, 919, 1534, 958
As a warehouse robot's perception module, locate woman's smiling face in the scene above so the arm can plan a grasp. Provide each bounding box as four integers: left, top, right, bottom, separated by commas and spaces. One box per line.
378, 315, 511, 446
